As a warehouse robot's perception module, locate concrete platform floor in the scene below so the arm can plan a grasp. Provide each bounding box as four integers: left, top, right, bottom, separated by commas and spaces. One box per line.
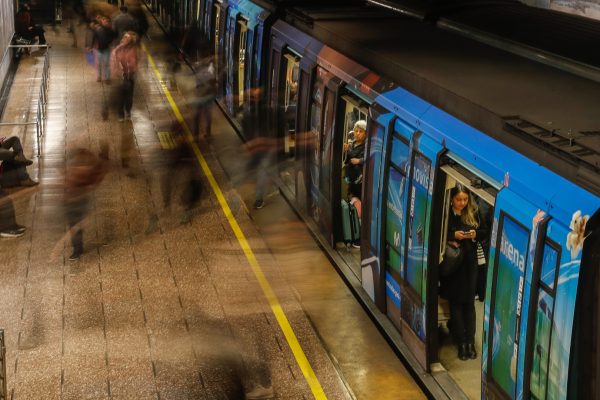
0, 13, 425, 400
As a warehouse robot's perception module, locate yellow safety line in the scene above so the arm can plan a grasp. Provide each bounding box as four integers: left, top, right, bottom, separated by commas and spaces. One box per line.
143, 46, 328, 400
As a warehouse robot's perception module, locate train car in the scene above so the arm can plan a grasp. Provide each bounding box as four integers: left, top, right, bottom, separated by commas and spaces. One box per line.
165, 1, 600, 398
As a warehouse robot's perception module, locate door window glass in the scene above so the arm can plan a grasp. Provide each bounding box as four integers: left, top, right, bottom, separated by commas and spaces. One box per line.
282, 52, 300, 159
237, 19, 248, 109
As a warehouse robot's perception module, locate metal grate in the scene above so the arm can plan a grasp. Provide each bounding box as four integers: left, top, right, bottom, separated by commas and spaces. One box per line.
503, 115, 600, 171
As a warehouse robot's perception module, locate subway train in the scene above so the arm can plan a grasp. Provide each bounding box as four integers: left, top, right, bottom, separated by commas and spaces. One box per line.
146, 0, 600, 399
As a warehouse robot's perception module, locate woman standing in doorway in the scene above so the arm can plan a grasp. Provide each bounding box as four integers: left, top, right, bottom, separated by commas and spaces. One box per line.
440, 184, 487, 361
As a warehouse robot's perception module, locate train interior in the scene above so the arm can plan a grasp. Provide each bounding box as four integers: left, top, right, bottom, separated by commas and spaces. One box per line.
336, 94, 368, 278
434, 162, 497, 400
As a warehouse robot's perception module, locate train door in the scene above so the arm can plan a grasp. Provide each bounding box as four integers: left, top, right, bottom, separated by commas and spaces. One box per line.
433, 157, 498, 398
303, 66, 341, 239
484, 190, 541, 400
278, 50, 301, 196
333, 92, 368, 277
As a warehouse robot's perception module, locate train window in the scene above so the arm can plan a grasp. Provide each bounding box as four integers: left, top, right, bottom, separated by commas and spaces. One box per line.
341, 96, 367, 147
390, 134, 410, 171
319, 89, 335, 200
529, 241, 560, 400
282, 52, 300, 159
236, 18, 248, 109
308, 77, 324, 219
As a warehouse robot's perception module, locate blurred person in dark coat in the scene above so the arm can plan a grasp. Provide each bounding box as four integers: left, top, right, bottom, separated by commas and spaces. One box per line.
159, 125, 204, 224
15, 3, 47, 46
63, 146, 108, 260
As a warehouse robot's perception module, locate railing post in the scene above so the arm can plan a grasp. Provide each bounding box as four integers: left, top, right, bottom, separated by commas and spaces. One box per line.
0, 329, 7, 400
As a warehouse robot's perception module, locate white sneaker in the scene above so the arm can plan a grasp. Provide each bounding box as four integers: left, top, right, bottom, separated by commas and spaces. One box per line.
245, 384, 274, 400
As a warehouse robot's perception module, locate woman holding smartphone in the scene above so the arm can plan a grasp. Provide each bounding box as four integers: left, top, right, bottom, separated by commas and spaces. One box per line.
440, 184, 487, 361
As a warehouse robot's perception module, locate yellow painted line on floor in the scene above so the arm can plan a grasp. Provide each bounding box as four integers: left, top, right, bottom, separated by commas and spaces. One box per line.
143, 46, 327, 400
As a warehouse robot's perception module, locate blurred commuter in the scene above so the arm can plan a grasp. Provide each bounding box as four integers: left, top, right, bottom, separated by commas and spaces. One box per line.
439, 184, 487, 361
112, 31, 139, 121
62, 0, 86, 47
180, 22, 208, 62
15, 3, 47, 46
160, 125, 203, 224
92, 15, 116, 82
242, 88, 276, 210
112, 6, 138, 40
127, 1, 149, 40
63, 146, 108, 261
343, 120, 366, 199
192, 56, 217, 140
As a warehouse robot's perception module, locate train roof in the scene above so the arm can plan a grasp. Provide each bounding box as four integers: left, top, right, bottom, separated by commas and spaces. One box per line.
283, 5, 600, 196
373, 0, 600, 69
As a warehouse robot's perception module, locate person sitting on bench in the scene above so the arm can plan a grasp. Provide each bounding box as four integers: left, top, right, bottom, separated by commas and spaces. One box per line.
0, 136, 38, 187
15, 3, 47, 46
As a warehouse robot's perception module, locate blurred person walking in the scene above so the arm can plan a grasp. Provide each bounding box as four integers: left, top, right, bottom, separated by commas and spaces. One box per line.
92, 15, 116, 82
112, 5, 137, 40
192, 55, 217, 140
242, 88, 276, 210
112, 31, 139, 121
63, 146, 108, 261
159, 125, 204, 224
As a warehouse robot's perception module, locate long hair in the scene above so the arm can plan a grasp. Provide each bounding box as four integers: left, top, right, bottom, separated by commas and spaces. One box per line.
450, 184, 479, 228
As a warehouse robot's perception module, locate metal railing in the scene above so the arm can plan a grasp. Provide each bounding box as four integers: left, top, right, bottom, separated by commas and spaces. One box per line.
0, 329, 6, 400
0, 42, 50, 156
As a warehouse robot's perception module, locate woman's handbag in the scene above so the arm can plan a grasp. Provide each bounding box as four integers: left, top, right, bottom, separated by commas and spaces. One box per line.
439, 241, 464, 277
476, 241, 487, 266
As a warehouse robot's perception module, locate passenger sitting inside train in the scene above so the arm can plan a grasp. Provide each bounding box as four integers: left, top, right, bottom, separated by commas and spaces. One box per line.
439, 184, 488, 361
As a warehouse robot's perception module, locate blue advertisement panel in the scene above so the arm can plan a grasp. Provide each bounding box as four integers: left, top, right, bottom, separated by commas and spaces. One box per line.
386, 167, 406, 263
545, 219, 581, 400
405, 154, 430, 301
491, 216, 530, 397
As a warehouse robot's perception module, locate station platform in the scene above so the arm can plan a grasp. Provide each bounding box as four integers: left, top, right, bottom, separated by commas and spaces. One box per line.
0, 12, 426, 400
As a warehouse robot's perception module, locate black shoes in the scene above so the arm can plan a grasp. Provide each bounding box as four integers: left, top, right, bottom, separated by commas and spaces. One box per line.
13, 152, 33, 166
458, 343, 477, 361
458, 343, 469, 361
253, 199, 265, 209
1, 225, 26, 238
467, 343, 477, 359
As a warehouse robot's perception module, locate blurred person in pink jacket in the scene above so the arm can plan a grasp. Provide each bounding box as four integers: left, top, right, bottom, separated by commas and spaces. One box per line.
111, 31, 139, 121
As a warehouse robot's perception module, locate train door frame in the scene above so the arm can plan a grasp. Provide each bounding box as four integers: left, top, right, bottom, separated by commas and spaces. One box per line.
429, 157, 498, 374
333, 91, 369, 245
231, 15, 248, 115
277, 49, 301, 197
